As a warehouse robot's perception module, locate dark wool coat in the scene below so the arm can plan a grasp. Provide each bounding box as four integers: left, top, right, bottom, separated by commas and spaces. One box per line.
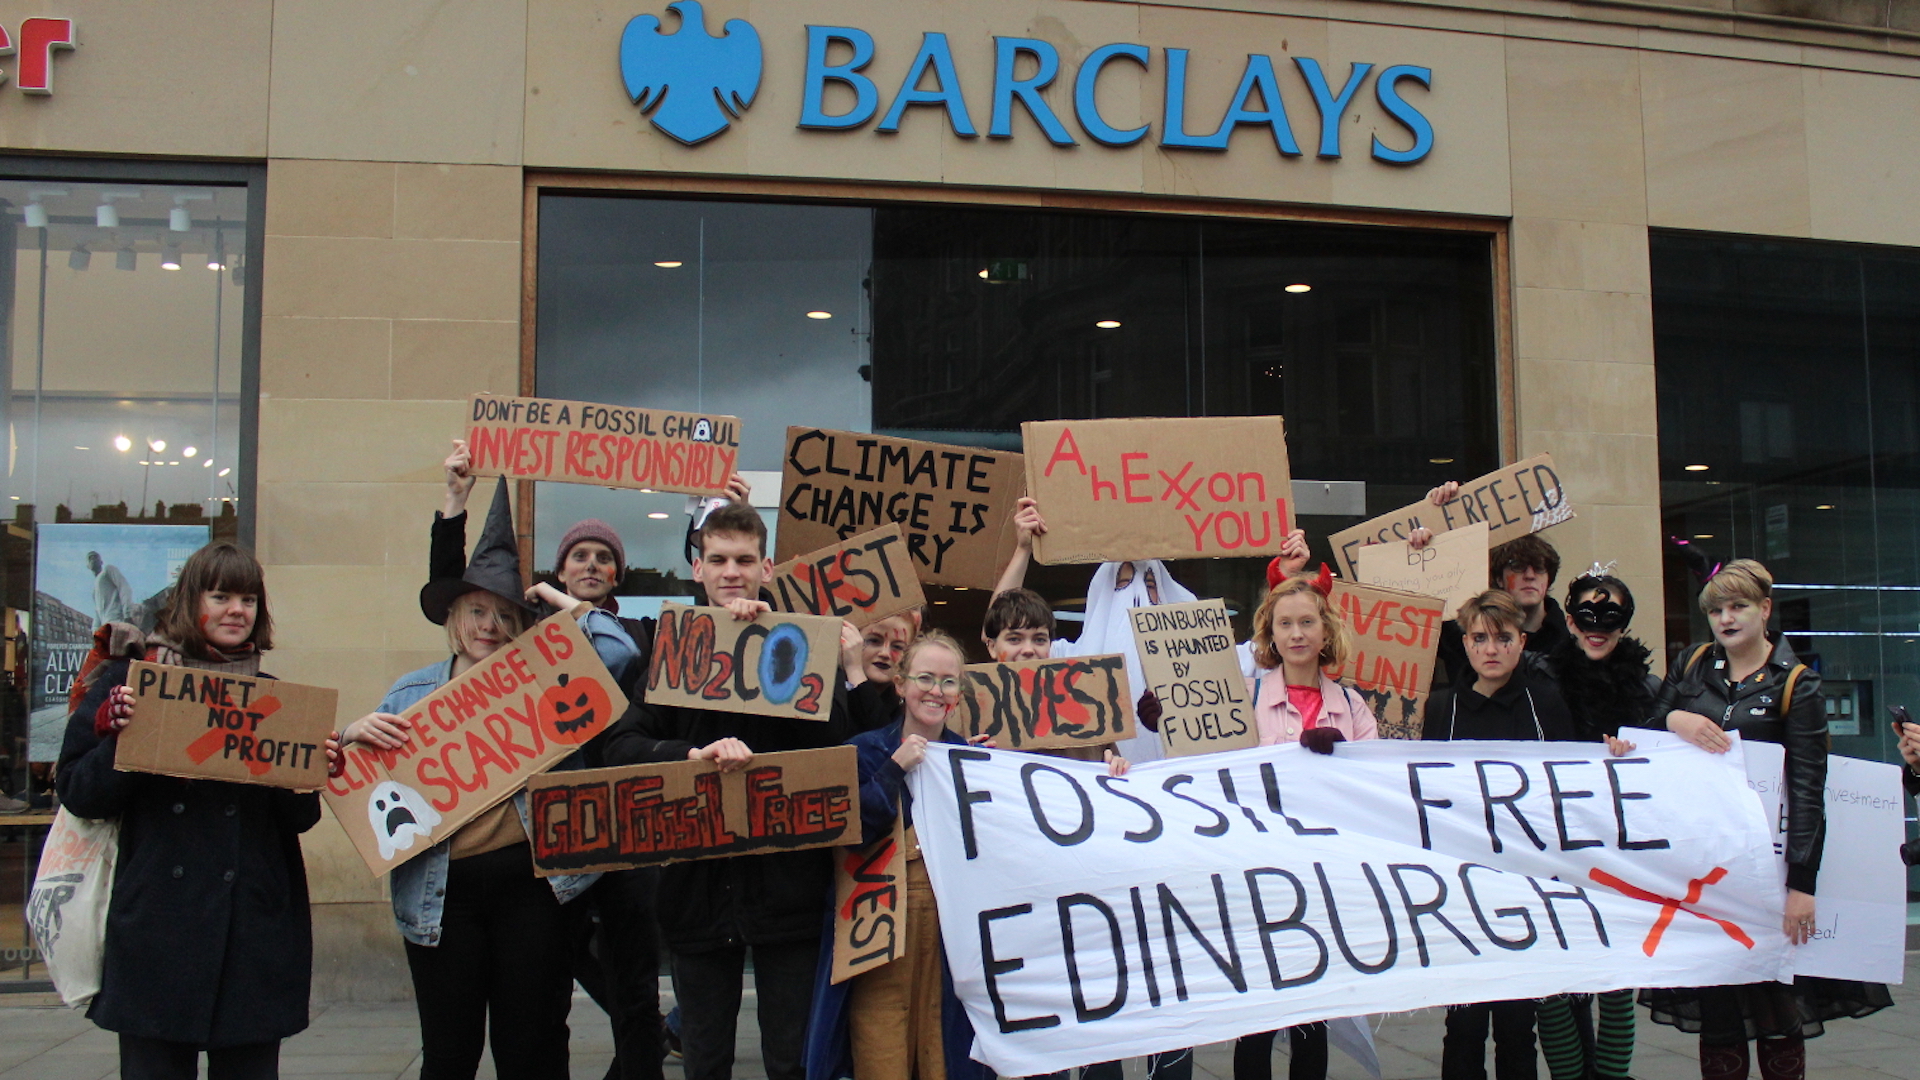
56, 658, 320, 1048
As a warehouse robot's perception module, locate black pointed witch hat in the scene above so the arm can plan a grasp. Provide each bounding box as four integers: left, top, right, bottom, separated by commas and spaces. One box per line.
419, 478, 540, 626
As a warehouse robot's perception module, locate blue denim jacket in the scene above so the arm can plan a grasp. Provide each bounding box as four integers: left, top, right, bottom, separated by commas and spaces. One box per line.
385, 608, 637, 946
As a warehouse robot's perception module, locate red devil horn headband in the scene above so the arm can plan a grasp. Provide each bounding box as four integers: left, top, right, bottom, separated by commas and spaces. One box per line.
1265, 558, 1336, 598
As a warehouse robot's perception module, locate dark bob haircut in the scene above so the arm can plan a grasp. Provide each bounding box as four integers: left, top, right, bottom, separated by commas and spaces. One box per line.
154, 542, 273, 656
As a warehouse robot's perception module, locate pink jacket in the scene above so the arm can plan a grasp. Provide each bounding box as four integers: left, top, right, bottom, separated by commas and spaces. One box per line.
1246, 672, 1380, 746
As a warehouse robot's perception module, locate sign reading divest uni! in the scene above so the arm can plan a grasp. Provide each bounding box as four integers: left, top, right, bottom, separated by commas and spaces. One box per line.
769, 523, 924, 629
1023, 416, 1293, 564
466, 394, 739, 495
323, 613, 625, 876
1128, 600, 1255, 757
832, 811, 909, 984
524, 746, 858, 875
1324, 580, 1446, 740
1330, 453, 1572, 579
947, 656, 1134, 750
905, 734, 1804, 1076
645, 605, 841, 720
113, 664, 338, 790
777, 427, 1025, 589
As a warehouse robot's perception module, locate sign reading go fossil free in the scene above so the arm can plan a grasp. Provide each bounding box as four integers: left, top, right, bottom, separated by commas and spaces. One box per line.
466, 393, 741, 495
324, 613, 626, 876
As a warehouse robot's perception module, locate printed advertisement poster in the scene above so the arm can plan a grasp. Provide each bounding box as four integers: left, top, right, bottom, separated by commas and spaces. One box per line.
29, 523, 209, 762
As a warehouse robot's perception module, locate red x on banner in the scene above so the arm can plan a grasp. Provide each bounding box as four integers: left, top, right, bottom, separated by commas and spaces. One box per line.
1588, 866, 1756, 957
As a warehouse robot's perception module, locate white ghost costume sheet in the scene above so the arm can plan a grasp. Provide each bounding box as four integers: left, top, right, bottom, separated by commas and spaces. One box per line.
1049, 559, 1197, 763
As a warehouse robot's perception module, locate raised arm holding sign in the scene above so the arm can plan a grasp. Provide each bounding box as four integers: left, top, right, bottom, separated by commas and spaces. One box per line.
1329, 453, 1571, 579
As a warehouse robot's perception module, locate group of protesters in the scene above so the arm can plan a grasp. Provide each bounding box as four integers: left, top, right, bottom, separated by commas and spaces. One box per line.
53, 437, 1916, 1080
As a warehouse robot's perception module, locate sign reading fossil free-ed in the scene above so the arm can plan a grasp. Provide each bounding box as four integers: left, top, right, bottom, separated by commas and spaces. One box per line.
1128, 599, 1256, 757
777, 427, 1026, 590
769, 523, 924, 629
1021, 416, 1293, 564
114, 663, 339, 790
1329, 453, 1572, 579
324, 612, 626, 876
466, 393, 740, 495
946, 656, 1134, 750
644, 604, 842, 720
525, 746, 859, 875
1324, 579, 1447, 741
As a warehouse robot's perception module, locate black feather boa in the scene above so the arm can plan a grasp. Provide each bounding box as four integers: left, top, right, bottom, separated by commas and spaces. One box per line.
1548, 634, 1655, 741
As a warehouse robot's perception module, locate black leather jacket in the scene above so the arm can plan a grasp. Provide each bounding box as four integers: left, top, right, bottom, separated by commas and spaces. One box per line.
1644, 636, 1825, 893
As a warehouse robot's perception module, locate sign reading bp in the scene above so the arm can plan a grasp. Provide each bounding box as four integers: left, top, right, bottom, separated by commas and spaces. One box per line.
114, 664, 338, 789
466, 393, 740, 495
324, 612, 626, 876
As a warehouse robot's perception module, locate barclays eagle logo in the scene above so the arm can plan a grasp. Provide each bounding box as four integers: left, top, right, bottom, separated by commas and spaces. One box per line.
620, 1, 762, 145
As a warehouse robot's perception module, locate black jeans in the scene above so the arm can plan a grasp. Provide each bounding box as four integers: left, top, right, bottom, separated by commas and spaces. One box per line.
670, 940, 820, 1080
1443, 1000, 1539, 1080
1233, 1024, 1329, 1080
1080, 1047, 1195, 1080
569, 868, 664, 1080
403, 844, 573, 1080
118, 1035, 277, 1080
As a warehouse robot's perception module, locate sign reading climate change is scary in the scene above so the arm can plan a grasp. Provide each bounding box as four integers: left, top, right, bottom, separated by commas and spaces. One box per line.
466, 394, 740, 495
905, 733, 1819, 1077
1023, 416, 1293, 564
324, 612, 626, 876
777, 427, 1025, 590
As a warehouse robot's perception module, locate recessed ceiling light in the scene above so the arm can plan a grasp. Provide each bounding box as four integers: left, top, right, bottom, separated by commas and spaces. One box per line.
1684, 464, 1710, 472
113, 435, 132, 452
149, 439, 166, 453
74, 445, 88, 450
7, 496, 16, 501
1815, 504, 1835, 510
639, 488, 655, 494
806, 310, 832, 320
1285, 283, 1311, 293
218, 468, 231, 477
1095, 320, 1121, 329
138, 460, 150, 466
1693, 533, 1714, 539
647, 512, 670, 519
977, 268, 989, 279
654, 261, 682, 268
1430, 457, 1454, 464
933, 600, 949, 605
183, 446, 197, 458
203, 460, 213, 467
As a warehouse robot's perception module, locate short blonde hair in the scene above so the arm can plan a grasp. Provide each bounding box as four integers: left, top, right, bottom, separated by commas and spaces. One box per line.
1456, 589, 1526, 637
1251, 577, 1349, 671
898, 629, 967, 679
444, 589, 530, 658
1699, 558, 1772, 615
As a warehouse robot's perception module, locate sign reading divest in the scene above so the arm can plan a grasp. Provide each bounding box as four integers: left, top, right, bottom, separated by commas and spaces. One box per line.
323, 613, 625, 876
769, 523, 924, 628
1330, 454, 1572, 579
832, 811, 909, 984
948, 656, 1134, 750
524, 746, 859, 875
777, 427, 1025, 589
1022, 416, 1293, 564
466, 394, 739, 495
114, 664, 338, 789
645, 605, 841, 720
1129, 600, 1255, 757
1355, 520, 1489, 625
1325, 580, 1446, 740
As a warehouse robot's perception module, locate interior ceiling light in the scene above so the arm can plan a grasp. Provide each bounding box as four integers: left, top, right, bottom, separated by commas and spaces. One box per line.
1693, 534, 1715, 539
161, 241, 181, 270
171, 191, 212, 232
218, 467, 231, 477
115, 246, 137, 272
74, 445, 89, 450
1285, 283, 1312, 293
68, 244, 90, 271
1095, 320, 1121, 329
96, 189, 140, 229
202, 459, 213, 467
654, 260, 682, 268
1684, 463, 1710, 472
1815, 504, 1835, 510
112, 435, 132, 452
1430, 457, 1454, 464
977, 268, 989, 279
148, 439, 166, 452
647, 512, 670, 519
806, 310, 832, 319
24, 188, 67, 229
182, 446, 197, 457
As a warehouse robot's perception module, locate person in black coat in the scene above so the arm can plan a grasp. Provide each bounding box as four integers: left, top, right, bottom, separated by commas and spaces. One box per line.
1422, 589, 1575, 1080
602, 503, 858, 1080
56, 542, 330, 1080
1635, 560, 1891, 1080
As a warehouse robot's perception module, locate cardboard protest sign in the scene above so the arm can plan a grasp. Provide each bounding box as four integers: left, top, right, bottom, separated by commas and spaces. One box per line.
1325, 579, 1446, 740
1355, 520, 1490, 625
645, 604, 841, 720
769, 523, 924, 629
947, 656, 1134, 750
113, 664, 338, 789
1021, 416, 1293, 564
776, 427, 1025, 590
323, 613, 625, 876
1330, 453, 1572, 579
523, 746, 858, 875
831, 810, 909, 984
1127, 599, 1255, 757
466, 394, 739, 495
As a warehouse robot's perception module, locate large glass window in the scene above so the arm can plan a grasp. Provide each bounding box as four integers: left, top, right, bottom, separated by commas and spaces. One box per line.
1652, 231, 1920, 887
534, 192, 1497, 642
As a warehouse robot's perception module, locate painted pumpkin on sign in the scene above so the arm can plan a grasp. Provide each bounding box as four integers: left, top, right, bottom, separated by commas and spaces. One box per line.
539, 672, 612, 744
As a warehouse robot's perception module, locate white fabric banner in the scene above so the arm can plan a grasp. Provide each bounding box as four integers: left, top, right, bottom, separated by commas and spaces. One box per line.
908, 732, 1802, 1077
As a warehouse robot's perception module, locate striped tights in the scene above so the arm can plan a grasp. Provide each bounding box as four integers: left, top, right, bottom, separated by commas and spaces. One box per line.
1535, 990, 1636, 1080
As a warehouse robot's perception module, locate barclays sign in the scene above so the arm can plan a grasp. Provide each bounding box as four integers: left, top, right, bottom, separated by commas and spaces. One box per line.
620, 1, 1434, 165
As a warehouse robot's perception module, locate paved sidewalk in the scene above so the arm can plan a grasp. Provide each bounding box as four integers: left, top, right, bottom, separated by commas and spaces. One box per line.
1, 954, 1914, 1079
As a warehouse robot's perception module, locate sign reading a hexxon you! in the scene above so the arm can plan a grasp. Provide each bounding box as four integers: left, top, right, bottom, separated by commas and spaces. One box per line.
614, 5, 1436, 163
